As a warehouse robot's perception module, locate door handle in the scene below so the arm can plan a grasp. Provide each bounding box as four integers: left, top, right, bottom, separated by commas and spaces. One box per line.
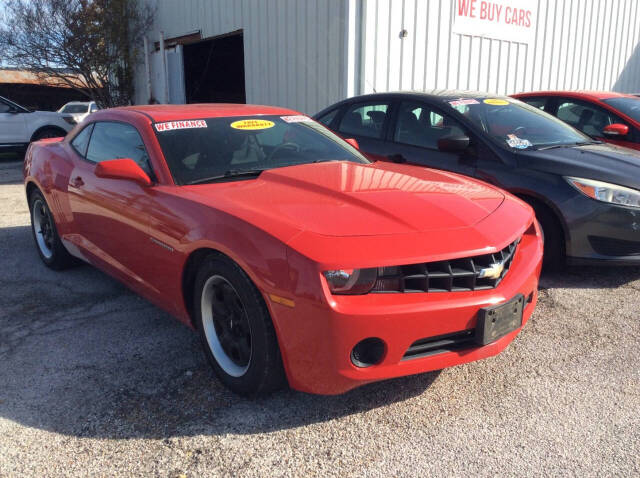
71, 176, 84, 187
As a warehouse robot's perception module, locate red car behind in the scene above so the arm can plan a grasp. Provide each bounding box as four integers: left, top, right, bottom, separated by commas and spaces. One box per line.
512, 91, 640, 151
24, 104, 542, 395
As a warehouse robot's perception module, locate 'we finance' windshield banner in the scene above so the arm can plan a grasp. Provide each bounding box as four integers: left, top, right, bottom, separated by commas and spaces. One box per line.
453, 0, 538, 44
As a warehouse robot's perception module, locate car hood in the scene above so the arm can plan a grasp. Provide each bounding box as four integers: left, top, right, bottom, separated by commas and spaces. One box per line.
182, 161, 505, 238
519, 142, 640, 189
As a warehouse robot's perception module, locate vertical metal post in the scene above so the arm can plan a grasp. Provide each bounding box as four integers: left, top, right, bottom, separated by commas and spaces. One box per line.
159, 31, 169, 103
143, 36, 152, 103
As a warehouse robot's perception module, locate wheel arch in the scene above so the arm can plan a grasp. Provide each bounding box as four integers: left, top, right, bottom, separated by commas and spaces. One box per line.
30, 125, 68, 143
512, 191, 569, 248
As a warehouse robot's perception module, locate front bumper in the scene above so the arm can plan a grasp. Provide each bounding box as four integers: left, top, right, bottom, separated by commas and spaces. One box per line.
564, 196, 640, 265
270, 230, 543, 395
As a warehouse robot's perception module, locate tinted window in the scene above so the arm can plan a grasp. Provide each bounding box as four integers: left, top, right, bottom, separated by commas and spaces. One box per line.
61, 104, 89, 113
520, 97, 549, 111
0, 100, 10, 113
556, 99, 625, 137
90, 104, 99, 113
86, 122, 153, 175
71, 124, 94, 157
443, 97, 589, 149
338, 103, 389, 139
394, 101, 466, 149
316, 108, 339, 127
153, 116, 369, 185
602, 97, 640, 123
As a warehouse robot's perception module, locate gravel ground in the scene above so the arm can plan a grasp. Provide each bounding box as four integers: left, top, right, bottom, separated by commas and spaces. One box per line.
1, 159, 639, 477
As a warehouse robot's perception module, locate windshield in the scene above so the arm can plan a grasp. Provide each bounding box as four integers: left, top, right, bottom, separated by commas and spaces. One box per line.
602, 97, 640, 123
444, 97, 591, 150
60, 104, 89, 113
154, 115, 370, 185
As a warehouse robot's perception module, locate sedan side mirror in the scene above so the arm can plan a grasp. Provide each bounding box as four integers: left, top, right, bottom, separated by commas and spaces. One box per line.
603, 123, 629, 137
345, 138, 360, 150
95, 158, 152, 186
437, 135, 470, 153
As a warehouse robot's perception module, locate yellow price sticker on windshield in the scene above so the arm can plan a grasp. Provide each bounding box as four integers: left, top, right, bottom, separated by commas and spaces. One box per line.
230, 119, 275, 130
483, 98, 510, 106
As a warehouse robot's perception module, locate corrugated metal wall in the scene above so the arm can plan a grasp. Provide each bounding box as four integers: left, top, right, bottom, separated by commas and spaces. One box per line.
361, 0, 640, 95
135, 0, 350, 114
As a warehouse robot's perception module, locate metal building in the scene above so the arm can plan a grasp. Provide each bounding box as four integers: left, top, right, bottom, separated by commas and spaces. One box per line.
135, 0, 640, 115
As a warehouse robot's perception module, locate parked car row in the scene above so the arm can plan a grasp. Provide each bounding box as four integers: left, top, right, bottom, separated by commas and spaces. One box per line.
21, 88, 640, 397
315, 91, 640, 267
0, 97, 98, 156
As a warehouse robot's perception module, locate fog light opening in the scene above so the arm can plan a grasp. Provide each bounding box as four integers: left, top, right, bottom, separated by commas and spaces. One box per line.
351, 338, 386, 368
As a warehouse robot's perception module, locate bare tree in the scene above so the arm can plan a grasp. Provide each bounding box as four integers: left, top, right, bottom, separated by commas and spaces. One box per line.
0, 0, 154, 107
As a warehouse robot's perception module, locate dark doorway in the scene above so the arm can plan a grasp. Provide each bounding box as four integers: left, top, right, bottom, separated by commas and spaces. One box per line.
183, 31, 246, 104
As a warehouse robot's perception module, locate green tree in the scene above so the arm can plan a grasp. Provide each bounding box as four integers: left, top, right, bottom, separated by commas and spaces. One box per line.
0, 0, 154, 107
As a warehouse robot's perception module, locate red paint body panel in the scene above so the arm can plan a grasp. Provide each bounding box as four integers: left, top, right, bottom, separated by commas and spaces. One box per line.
512, 91, 640, 151
24, 104, 542, 394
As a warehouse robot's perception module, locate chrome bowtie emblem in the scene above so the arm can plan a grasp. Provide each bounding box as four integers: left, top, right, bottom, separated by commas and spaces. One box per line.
478, 261, 505, 280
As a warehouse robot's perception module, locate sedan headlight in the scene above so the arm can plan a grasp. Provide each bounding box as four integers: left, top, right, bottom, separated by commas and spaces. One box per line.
565, 177, 640, 208
323, 268, 378, 295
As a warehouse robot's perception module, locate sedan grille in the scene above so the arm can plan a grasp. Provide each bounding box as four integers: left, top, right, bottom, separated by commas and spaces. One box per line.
372, 238, 520, 293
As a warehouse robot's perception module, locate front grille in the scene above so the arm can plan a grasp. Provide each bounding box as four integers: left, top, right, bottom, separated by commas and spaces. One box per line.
402, 330, 476, 360
372, 238, 520, 293
588, 235, 640, 256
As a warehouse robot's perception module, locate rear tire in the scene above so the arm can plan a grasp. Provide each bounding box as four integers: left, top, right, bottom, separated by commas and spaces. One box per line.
29, 190, 76, 270
193, 253, 286, 396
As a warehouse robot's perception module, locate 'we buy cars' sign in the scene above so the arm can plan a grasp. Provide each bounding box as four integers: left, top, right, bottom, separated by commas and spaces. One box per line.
452, 0, 538, 44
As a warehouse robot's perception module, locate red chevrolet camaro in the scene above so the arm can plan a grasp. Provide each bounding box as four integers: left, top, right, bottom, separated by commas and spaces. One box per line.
24, 104, 543, 395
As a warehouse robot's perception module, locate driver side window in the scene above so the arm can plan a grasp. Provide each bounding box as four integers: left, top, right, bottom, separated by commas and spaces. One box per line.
556, 99, 627, 138
86, 122, 154, 176
393, 101, 465, 150
0, 100, 11, 113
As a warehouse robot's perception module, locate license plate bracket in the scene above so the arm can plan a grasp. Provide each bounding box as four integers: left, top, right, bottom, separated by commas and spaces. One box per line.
475, 294, 525, 346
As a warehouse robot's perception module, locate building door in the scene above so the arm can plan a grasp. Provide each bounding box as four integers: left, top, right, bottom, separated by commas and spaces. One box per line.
183, 31, 246, 104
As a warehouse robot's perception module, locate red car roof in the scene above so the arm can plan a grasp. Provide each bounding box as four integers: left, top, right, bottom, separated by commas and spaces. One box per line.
107, 103, 301, 122
513, 90, 636, 100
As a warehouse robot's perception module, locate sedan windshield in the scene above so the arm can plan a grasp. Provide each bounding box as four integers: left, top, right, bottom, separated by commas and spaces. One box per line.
154, 115, 370, 185
602, 97, 640, 123
444, 97, 591, 150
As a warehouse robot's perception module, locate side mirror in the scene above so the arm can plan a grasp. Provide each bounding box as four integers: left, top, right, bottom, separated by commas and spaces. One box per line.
437, 135, 470, 152
345, 138, 360, 150
603, 123, 629, 137
94, 158, 152, 186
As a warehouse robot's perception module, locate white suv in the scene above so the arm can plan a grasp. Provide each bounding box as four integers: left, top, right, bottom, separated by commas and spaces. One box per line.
0, 96, 76, 156
58, 101, 99, 123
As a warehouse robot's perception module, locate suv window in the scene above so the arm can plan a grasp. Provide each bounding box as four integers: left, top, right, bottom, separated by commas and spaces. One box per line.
338, 102, 389, 139
556, 99, 627, 138
394, 101, 466, 149
71, 124, 94, 157
520, 97, 549, 111
0, 99, 10, 113
86, 122, 153, 175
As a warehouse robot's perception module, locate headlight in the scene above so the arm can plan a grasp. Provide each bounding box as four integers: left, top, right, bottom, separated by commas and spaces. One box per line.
565, 177, 640, 208
323, 268, 378, 295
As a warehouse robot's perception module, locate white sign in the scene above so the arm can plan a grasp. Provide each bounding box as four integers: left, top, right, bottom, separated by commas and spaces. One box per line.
452, 0, 538, 45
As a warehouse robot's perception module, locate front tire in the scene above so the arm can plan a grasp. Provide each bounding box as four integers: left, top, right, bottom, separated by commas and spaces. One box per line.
194, 253, 286, 396
29, 190, 76, 270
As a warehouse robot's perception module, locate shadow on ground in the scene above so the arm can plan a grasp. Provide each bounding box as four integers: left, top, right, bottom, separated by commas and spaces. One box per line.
0, 220, 638, 440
